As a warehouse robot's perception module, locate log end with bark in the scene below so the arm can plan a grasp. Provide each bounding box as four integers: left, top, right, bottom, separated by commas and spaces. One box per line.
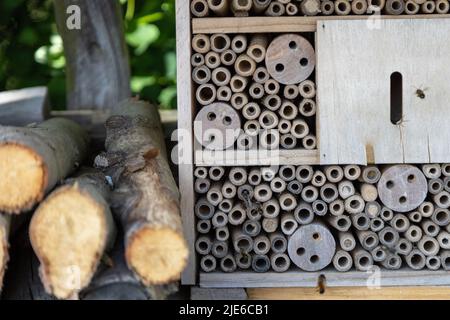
0, 214, 11, 291
29, 170, 116, 300
0, 118, 89, 214
98, 99, 189, 285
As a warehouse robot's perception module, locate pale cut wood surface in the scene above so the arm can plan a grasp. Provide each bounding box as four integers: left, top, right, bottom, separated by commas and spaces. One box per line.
192, 15, 450, 34
317, 19, 450, 165
247, 286, 450, 300
176, 0, 197, 285
0, 87, 50, 126
200, 269, 450, 288
195, 149, 320, 166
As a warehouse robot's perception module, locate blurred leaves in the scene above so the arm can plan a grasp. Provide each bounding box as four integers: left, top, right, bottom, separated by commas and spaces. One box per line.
0, 0, 178, 109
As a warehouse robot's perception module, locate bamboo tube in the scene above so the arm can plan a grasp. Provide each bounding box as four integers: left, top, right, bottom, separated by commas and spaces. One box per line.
380, 207, 394, 222
381, 253, 402, 270
419, 202, 434, 218
219, 199, 233, 213
270, 232, 288, 253
385, 0, 405, 14
210, 34, 231, 53
303, 135, 317, 150
279, 192, 297, 211
244, 120, 260, 136
192, 65, 211, 85
230, 35, 248, 54
335, 0, 352, 15
191, 53, 205, 67
351, 213, 370, 231
286, 2, 299, 15
321, 0, 335, 14
294, 203, 314, 225
217, 86, 232, 102
422, 220, 440, 237
279, 101, 298, 120
196, 236, 213, 255
426, 256, 441, 270
298, 80, 316, 99
432, 208, 450, 226
418, 236, 440, 256
298, 99, 316, 118
325, 166, 344, 183
445, 177, 450, 192
270, 177, 287, 193
405, 0, 420, 13
243, 220, 262, 237
327, 214, 352, 232
344, 165, 361, 181
253, 0, 272, 13
248, 169, 262, 186
296, 166, 314, 184
228, 204, 247, 226
195, 178, 211, 194
212, 241, 229, 259
235, 253, 252, 269
262, 95, 282, 111
194, 167, 208, 179
209, 166, 225, 181
329, 199, 345, 216
437, 231, 450, 249
211, 67, 231, 87
291, 119, 309, 139
262, 199, 280, 219
191, 0, 209, 17
236, 133, 255, 150
205, 51, 220, 68
216, 226, 230, 241
206, 183, 223, 206
254, 235, 271, 255
405, 249, 426, 270
235, 54, 257, 77
220, 49, 237, 66
352, 0, 368, 14
278, 119, 291, 134
301, 0, 321, 15
265, 1, 286, 16
442, 251, 450, 270
288, 180, 302, 195
252, 255, 271, 273
229, 167, 248, 186
361, 166, 381, 184
333, 250, 353, 272
280, 134, 297, 149
232, 0, 253, 16
260, 129, 280, 150
200, 255, 217, 273
242, 102, 261, 120
212, 211, 228, 228
422, 164, 442, 179
352, 247, 374, 271
390, 214, 410, 233
365, 201, 381, 218
283, 84, 299, 100
281, 212, 298, 236
311, 170, 326, 187
301, 185, 319, 203
247, 35, 268, 63
253, 66, 270, 84
264, 79, 280, 95
231, 92, 248, 110
338, 180, 356, 199
196, 84, 216, 105
220, 255, 237, 272
195, 198, 215, 220
379, 227, 400, 248
230, 75, 248, 93
207, 0, 229, 15
345, 195, 365, 214
421, 0, 436, 13
320, 183, 339, 203
279, 165, 295, 182
395, 238, 412, 256
370, 217, 384, 232
270, 253, 291, 272
254, 184, 273, 202
408, 211, 422, 223
192, 34, 210, 54
356, 230, 379, 251
222, 181, 237, 199
262, 218, 279, 233
360, 183, 378, 202
232, 228, 253, 253
405, 225, 422, 243
249, 83, 265, 99
339, 232, 357, 252
443, 164, 450, 177
367, 0, 386, 12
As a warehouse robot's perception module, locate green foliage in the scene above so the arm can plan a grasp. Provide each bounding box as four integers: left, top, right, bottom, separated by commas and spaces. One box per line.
0, 0, 177, 109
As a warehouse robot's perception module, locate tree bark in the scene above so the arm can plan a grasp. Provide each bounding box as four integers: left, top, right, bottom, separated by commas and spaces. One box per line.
0, 214, 11, 292
54, 0, 131, 110
0, 118, 89, 214
29, 169, 116, 300
0, 87, 50, 126
95, 99, 188, 285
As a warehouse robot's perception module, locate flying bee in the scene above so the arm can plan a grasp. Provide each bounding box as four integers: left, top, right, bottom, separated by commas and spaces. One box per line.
414, 85, 429, 99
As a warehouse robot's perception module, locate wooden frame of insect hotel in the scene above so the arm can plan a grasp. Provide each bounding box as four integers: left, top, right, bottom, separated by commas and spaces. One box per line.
176, 0, 450, 291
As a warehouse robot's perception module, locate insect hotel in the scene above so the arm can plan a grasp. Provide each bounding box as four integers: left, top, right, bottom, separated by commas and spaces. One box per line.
176, 0, 450, 298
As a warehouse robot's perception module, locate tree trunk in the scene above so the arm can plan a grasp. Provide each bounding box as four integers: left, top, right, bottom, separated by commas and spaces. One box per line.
0, 87, 50, 126
95, 99, 188, 285
29, 169, 116, 300
0, 118, 89, 214
0, 214, 11, 292
54, 0, 131, 110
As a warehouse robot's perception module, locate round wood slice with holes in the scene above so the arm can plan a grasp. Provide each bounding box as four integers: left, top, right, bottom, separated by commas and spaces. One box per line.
265, 34, 316, 85
194, 102, 241, 150
287, 221, 336, 271
378, 165, 428, 213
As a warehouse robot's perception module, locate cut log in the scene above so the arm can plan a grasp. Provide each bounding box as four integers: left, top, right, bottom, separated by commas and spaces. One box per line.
0, 87, 50, 126
0, 214, 11, 291
54, 0, 131, 110
81, 238, 178, 300
29, 169, 116, 299
95, 99, 188, 285
0, 118, 89, 214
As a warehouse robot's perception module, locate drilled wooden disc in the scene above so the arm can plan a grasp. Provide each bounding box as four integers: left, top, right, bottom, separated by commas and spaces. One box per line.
378, 165, 427, 213
287, 222, 336, 271
265, 34, 316, 85
194, 103, 241, 150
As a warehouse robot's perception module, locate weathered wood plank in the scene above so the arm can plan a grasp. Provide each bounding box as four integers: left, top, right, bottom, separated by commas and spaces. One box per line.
0, 87, 50, 126
200, 269, 450, 288
317, 19, 450, 165
247, 286, 450, 300
192, 15, 450, 34
176, 0, 197, 285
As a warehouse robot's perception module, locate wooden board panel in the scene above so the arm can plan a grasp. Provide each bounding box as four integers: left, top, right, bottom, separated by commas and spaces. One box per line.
193, 15, 450, 34
317, 19, 450, 165
200, 269, 450, 288
176, 0, 196, 285
248, 286, 450, 300
195, 149, 320, 166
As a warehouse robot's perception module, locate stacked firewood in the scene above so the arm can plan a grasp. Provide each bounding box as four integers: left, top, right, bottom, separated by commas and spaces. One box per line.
0, 93, 188, 299
191, 0, 450, 17
192, 33, 317, 151
194, 164, 450, 272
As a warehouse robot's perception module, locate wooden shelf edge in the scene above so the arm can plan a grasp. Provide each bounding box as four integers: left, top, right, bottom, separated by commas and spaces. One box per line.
192, 14, 450, 34
200, 269, 450, 288
194, 149, 320, 166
